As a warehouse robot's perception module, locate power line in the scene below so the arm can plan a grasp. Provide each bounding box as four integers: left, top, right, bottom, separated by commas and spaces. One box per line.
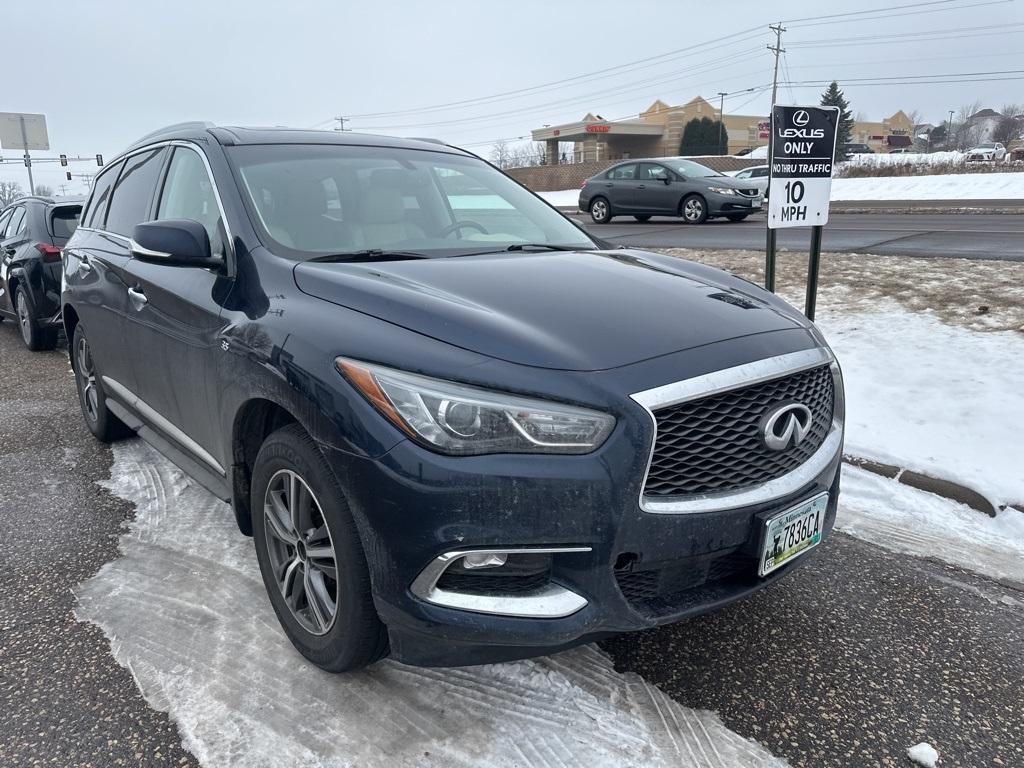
783, 0, 1012, 27
788, 21, 1024, 46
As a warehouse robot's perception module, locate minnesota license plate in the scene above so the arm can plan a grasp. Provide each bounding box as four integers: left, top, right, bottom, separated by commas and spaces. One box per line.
758, 493, 827, 576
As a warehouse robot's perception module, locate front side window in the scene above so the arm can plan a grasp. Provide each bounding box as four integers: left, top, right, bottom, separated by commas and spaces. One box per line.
639, 163, 670, 181
668, 160, 723, 179
156, 147, 224, 255
105, 148, 167, 237
606, 164, 638, 180
84, 161, 125, 229
228, 144, 595, 258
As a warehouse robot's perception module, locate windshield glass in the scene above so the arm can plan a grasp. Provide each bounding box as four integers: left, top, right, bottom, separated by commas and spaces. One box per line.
227, 143, 595, 258
668, 160, 721, 178
977, 143, 996, 148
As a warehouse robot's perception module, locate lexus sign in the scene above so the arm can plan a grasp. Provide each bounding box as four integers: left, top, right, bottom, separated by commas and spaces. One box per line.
767, 105, 839, 230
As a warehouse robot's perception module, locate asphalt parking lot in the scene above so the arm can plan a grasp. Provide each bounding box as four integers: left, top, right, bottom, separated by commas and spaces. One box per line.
572, 210, 1024, 261
1, 322, 1022, 767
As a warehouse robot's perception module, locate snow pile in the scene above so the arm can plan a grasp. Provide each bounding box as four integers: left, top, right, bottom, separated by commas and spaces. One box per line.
75, 440, 789, 768
841, 151, 964, 170
907, 742, 939, 767
820, 305, 1024, 584
830, 171, 1024, 201
539, 188, 582, 208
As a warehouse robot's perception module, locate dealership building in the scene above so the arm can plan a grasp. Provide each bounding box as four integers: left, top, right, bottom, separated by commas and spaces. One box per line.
531, 95, 915, 162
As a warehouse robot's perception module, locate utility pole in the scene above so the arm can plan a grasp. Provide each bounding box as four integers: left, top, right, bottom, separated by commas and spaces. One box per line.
946, 109, 955, 149
717, 91, 728, 153
765, 22, 785, 293
333, 116, 349, 132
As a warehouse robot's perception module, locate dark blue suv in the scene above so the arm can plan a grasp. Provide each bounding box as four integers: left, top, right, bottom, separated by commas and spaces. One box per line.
62, 123, 844, 670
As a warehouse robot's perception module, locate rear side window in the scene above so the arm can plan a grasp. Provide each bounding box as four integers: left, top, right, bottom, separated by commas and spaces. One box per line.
105, 148, 167, 236
0, 210, 12, 238
49, 205, 82, 243
84, 162, 123, 228
4, 207, 26, 239
607, 164, 638, 180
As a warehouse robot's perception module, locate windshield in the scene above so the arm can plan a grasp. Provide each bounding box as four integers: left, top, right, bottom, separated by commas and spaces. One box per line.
227, 143, 595, 258
668, 159, 721, 178
977, 143, 996, 149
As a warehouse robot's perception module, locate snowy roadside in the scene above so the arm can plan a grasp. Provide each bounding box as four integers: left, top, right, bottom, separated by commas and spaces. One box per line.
538, 169, 1024, 206
659, 247, 1024, 585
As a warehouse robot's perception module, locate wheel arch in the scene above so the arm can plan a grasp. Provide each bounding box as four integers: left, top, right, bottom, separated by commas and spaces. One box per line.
230, 398, 304, 536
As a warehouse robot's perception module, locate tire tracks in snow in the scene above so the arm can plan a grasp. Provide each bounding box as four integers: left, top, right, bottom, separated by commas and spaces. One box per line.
75, 439, 787, 768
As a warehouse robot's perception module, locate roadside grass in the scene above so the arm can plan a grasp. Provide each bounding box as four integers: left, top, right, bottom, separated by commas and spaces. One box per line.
654, 248, 1024, 333
836, 160, 1024, 178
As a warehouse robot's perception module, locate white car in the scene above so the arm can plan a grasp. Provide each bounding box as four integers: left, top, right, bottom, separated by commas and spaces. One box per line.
732, 165, 770, 197
966, 142, 1006, 161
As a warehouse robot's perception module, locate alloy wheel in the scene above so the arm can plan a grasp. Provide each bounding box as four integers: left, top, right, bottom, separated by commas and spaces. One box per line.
683, 198, 704, 222
75, 335, 100, 424
591, 199, 608, 222
16, 292, 32, 346
263, 469, 339, 636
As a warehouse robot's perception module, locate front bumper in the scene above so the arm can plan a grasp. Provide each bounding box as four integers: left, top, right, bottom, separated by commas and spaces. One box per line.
707, 191, 763, 216
321, 350, 843, 667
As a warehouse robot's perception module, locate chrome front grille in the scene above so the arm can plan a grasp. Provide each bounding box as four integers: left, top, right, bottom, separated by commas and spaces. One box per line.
643, 364, 835, 499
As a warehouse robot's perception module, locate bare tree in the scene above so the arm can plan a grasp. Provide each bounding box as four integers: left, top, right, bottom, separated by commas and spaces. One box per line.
0, 180, 24, 208
490, 139, 512, 169
954, 101, 984, 149
34, 184, 53, 197
994, 103, 1023, 145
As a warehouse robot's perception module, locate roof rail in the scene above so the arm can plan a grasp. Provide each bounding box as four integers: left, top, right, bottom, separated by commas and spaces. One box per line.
409, 137, 446, 145
125, 121, 216, 151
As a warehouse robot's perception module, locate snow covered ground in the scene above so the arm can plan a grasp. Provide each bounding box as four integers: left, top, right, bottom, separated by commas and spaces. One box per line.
819, 304, 1024, 585
75, 441, 788, 768
841, 151, 964, 169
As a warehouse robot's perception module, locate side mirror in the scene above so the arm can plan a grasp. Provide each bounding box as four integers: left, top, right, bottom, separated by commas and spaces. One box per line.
131, 219, 222, 269
661, 175, 671, 184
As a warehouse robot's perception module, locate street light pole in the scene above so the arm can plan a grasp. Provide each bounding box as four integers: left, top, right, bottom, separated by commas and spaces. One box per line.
946, 109, 955, 149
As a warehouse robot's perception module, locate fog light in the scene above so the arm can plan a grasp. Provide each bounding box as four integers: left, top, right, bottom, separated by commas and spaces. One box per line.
462, 552, 508, 570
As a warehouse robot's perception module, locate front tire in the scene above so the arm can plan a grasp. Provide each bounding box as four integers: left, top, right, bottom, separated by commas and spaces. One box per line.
15, 286, 58, 351
251, 424, 388, 672
680, 195, 708, 225
72, 324, 131, 443
589, 196, 613, 224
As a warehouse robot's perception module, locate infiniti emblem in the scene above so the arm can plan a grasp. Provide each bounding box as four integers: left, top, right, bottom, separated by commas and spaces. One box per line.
793, 110, 810, 127
761, 402, 813, 451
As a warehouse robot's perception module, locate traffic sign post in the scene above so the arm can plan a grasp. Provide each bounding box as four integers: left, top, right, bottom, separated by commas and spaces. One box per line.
0, 112, 50, 194
764, 104, 839, 321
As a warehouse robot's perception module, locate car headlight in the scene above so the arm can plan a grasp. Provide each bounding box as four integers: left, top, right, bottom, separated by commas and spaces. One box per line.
707, 186, 737, 195
335, 358, 616, 455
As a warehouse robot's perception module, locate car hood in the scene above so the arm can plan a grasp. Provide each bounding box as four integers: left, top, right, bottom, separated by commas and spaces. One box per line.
294, 249, 808, 371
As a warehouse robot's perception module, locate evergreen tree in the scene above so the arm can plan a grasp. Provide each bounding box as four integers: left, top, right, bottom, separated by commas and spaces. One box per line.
820, 81, 854, 163
679, 117, 728, 155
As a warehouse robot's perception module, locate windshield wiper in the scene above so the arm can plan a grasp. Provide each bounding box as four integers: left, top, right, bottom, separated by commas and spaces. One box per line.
503, 243, 588, 252
306, 249, 427, 263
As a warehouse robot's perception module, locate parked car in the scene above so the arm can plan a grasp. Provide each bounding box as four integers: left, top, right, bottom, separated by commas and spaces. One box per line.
0, 195, 83, 350
965, 142, 1007, 161
842, 143, 873, 156
580, 159, 764, 224
63, 123, 844, 671
731, 164, 770, 197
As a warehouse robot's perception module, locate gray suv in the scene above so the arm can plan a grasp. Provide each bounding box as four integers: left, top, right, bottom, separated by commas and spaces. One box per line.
579, 159, 763, 225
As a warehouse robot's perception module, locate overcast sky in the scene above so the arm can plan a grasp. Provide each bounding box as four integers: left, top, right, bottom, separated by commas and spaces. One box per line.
2, 0, 1022, 194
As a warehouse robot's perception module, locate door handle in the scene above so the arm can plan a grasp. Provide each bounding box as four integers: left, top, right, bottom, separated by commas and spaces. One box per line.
604, 183, 613, 188
127, 286, 148, 310
637, 184, 646, 189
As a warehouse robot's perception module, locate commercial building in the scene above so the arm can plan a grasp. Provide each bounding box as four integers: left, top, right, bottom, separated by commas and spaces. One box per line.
531, 95, 916, 162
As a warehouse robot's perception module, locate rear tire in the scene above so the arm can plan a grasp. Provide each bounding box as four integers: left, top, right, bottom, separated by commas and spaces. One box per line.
251, 423, 388, 672
634, 215, 651, 222
589, 197, 613, 224
72, 324, 132, 443
680, 194, 708, 225
15, 286, 58, 351
726, 214, 749, 222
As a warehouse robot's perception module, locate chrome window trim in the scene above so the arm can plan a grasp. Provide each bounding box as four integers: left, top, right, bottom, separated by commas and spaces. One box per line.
101, 375, 226, 476
74, 138, 235, 263
630, 347, 844, 514
410, 547, 591, 618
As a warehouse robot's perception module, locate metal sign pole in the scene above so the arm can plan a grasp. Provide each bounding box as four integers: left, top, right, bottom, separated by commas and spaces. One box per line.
19, 116, 35, 194
765, 228, 777, 292
805, 225, 823, 320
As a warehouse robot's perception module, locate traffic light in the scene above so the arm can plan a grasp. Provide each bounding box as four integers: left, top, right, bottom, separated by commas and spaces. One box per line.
60, 154, 68, 166
66, 171, 72, 181
96, 154, 103, 167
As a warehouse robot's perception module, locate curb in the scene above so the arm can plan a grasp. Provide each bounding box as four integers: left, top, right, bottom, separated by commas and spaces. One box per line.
842, 455, 1003, 518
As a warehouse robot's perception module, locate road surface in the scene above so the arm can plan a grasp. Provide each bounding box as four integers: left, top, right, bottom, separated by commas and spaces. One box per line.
572, 211, 1024, 261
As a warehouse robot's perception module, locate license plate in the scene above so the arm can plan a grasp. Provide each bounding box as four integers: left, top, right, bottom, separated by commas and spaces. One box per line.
758, 493, 827, 576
